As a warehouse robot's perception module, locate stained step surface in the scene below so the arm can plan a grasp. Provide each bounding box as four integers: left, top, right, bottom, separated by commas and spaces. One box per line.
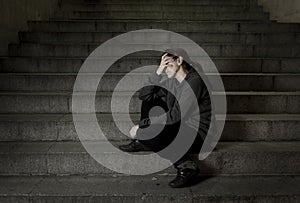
0, 73, 299, 91
0, 91, 299, 114
8, 43, 300, 58
0, 141, 299, 175
1, 57, 300, 73
54, 11, 269, 21
0, 113, 299, 142
28, 20, 300, 33
59, 4, 264, 12
19, 31, 300, 45
0, 175, 299, 202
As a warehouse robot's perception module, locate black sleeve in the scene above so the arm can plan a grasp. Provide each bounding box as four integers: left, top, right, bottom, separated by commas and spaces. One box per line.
139, 77, 205, 127
138, 71, 168, 101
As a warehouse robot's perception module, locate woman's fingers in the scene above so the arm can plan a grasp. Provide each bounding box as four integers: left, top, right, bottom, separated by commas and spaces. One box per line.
160, 54, 171, 66
162, 56, 171, 63
162, 53, 168, 60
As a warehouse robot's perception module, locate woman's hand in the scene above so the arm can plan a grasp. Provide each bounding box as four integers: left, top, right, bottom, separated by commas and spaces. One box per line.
129, 125, 139, 139
157, 53, 172, 75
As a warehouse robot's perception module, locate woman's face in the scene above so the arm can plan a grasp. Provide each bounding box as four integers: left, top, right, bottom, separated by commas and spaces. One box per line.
165, 57, 180, 78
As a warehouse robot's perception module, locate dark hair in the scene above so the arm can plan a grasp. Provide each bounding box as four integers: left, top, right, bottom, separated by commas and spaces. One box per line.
163, 52, 194, 72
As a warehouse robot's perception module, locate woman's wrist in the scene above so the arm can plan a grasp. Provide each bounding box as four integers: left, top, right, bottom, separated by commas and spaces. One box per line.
156, 66, 164, 75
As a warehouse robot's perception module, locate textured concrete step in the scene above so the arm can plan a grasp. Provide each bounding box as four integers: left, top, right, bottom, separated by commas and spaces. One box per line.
0, 91, 299, 114
61, 0, 259, 6
28, 20, 300, 33
8, 43, 300, 58
59, 4, 264, 13
54, 11, 269, 21
0, 141, 299, 175
1, 57, 300, 73
0, 175, 299, 202
0, 114, 299, 141
0, 73, 299, 92
19, 31, 300, 45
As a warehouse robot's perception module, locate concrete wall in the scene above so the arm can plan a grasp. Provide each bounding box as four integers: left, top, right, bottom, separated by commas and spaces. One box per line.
0, 0, 59, 55
258, 0, 300, 23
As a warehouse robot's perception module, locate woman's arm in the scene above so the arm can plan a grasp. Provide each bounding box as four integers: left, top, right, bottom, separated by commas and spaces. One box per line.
138, 72, 168, 101
139, 77, 206, 127
139, 53, 171, 101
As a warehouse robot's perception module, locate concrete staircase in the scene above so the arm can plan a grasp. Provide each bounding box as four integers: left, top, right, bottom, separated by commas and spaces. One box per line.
0, 0, 300, 202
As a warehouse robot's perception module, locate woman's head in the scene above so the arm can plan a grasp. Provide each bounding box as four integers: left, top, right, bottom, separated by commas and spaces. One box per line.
162, 49, 194, 76
162, 53, 182, 78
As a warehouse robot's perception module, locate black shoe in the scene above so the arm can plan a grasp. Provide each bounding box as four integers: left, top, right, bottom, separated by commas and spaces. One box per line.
168, 168, 199, 188
119, 140, 151, 152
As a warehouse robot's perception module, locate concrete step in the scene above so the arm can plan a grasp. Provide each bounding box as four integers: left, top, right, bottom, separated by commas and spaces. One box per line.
19, 31, 300, 45
8, 43, 300, 58
0, 73, 299, 91
59, 4, 264, 13
0, 141, 299, 175
28, 20, 300, 33
61, 0, 259, 6
53, 11, 269, 21
1, 175, 299, 202
0, 113, 299, 141
0, 91, 299, 114
1, 57, 300, 73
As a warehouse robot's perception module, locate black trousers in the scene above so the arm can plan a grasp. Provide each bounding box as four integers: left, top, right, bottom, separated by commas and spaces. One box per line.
136, 99, 204, 169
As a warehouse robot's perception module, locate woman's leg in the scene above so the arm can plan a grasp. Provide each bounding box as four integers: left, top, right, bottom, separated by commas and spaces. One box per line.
137, 99, 180, 152
139, 98, 168, 121
138, 99, 205, 168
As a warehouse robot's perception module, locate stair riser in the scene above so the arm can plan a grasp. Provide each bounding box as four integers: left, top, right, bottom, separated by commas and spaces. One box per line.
0, 149, 298, 175
0, 119, 299, 141
56, 12, 268, 21
28, 21, 300, 33
61, 0, 258, 6
19, 32, 300, 45
0, 95, 299, 114
0, 74, 299, 91
1, 58, 300, 73
9, 44, 300, 58
59, 5, 263, 12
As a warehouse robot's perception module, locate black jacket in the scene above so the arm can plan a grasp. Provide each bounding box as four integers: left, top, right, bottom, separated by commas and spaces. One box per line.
138, 69, 212, 141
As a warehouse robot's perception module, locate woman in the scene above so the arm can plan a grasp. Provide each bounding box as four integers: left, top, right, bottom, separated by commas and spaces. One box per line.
119, 48, 212, 188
